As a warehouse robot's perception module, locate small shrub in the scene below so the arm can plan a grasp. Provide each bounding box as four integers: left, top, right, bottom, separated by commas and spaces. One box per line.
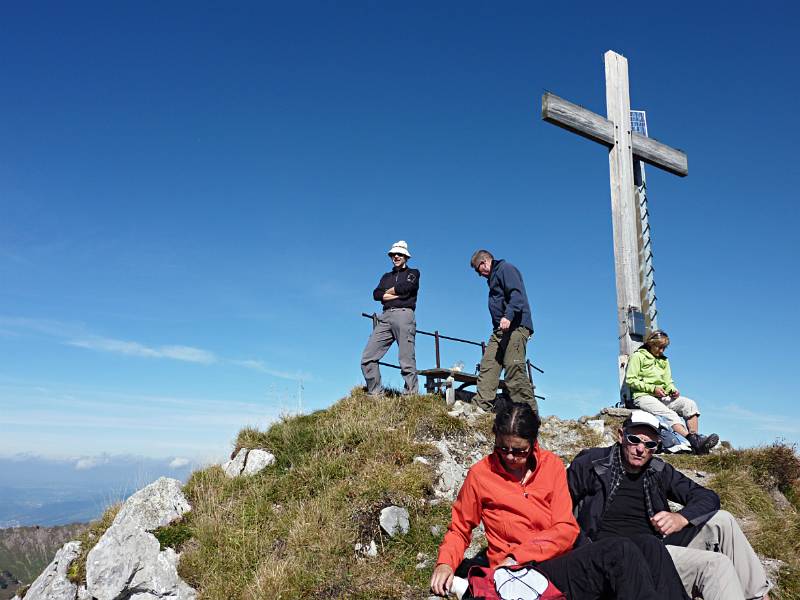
153, 516, 193, 551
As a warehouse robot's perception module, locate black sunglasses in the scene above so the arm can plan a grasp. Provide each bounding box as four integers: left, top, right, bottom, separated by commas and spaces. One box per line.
494, 445, 531, 457
624, 433, 659, 450
390, 253, 405, 258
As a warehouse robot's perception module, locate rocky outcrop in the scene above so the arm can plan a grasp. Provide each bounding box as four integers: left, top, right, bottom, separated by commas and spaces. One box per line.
86, 524, 194, 600
86, 477, 194, 600
17, 477, 196, 600
14, 541, 80, 600
110, 478, 190, 532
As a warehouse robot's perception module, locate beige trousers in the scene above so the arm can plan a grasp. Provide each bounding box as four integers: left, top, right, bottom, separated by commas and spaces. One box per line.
634, 394, 700, 428
666, 510, 770, 600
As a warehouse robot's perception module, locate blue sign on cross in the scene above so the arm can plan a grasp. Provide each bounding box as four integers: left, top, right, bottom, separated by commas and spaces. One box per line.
630, 110, 648, 137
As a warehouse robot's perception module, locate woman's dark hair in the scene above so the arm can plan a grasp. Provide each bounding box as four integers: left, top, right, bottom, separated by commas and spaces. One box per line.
492, 402, 541, 443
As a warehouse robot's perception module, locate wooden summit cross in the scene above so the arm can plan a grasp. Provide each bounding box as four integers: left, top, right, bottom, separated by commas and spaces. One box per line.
541, 50, 688, 401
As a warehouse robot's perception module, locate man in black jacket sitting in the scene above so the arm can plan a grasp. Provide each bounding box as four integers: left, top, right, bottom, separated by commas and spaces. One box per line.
361, 240, 420, 396
567, 410, 771, 600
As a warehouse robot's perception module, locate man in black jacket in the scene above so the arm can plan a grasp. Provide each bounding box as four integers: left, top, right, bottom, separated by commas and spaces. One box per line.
361, 241, 420, 396
567, 410, 771, 600
470, 249, 536, 412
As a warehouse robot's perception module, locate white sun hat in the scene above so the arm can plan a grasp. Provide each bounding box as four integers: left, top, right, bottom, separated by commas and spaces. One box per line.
387, 240, 411, 258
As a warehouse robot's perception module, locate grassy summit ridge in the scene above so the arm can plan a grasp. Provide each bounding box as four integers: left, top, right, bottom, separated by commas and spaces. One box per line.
178, 389, 478, 599
67, 390, 800, 599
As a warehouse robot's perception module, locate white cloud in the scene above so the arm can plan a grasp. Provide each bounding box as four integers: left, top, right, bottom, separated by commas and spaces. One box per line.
1, 314, 308, 378
67, 336, 217, 364
229, 359, 311, 381
75, 456, 110, 470
159, 345, 217, 364
169, 457, 190, 468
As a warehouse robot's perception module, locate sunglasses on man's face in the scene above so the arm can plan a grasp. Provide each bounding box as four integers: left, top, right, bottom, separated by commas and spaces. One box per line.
494, 445, 531, 458
390, 253, 404, 258
624, 433, 659, 450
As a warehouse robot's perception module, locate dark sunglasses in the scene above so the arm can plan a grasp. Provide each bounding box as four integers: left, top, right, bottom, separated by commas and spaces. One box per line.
494, 445, 531, 457
624, 433, 659, 450
389, 253, 405, 258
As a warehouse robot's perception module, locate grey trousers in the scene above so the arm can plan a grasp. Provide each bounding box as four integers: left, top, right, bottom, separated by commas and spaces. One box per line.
361, 308, 418, 395
666, 510, 770, 600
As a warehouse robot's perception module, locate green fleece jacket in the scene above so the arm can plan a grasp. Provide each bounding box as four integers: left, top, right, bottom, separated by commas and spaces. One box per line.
625, 347, 677, 399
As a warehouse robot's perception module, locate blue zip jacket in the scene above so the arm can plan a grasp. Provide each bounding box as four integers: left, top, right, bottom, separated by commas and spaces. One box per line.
487, 259, 533, 332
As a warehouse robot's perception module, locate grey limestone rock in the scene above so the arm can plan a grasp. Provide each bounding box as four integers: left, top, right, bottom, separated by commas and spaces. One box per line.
242, 449, 276, 475
600, 407, 632, 418
86, 525, 196, 600
222, 448, 249, 478
85, 477, 196, 600
223, 448, 275, 478
354, 540, 379, 557
21, 540, 80, 600
112, 477, 191, 531
434, 440, 466, 500
77, 586, 92, 600
585, 419, 605, 436
379, 506, 410, 537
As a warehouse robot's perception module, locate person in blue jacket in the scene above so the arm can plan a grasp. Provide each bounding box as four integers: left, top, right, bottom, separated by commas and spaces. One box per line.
470, 249, 536, 412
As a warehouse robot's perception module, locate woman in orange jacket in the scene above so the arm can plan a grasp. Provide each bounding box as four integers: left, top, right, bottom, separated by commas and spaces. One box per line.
430, 403, 689, 599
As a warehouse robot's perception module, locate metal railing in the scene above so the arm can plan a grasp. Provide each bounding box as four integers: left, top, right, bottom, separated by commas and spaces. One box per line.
361, 312, 544, 383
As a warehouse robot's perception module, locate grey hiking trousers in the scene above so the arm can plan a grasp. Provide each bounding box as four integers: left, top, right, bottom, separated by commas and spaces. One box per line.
666, 510, 771, 600
361, 308, 418, 395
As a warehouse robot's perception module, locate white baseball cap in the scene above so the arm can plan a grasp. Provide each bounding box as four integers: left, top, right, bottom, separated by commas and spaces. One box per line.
623, 410, 661, 434
388, 240, 411, 258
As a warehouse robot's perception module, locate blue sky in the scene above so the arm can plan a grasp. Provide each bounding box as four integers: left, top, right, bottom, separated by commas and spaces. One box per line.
1, 2, 799, 465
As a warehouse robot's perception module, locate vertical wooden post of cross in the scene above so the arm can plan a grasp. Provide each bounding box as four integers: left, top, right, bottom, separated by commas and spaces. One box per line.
604, 51, 642, 388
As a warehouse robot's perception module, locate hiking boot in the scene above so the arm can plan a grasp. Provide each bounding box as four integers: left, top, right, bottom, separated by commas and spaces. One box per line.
687, 432, 719, 455
701, 433, 719, 452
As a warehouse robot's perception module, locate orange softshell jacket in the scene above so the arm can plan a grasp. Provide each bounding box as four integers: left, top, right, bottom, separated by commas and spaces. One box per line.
436, 444, 580, 570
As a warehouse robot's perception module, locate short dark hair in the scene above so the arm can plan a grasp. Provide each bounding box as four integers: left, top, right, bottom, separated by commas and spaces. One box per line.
470, 249, 493, 270
492, 402, 541, 443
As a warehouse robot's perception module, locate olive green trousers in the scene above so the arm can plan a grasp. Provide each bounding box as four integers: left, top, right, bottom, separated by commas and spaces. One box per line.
475, 326, 537, 413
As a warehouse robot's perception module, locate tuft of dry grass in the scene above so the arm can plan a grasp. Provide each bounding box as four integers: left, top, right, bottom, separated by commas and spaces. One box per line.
178, 389, 458, 599
66, 503, 122, 586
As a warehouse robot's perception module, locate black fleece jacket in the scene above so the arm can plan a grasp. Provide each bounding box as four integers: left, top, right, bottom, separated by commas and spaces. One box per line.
372, 266, 420, 310
567, 445, 720, 547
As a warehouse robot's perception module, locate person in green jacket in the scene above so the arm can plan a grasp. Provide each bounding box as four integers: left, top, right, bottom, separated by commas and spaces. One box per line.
626, 330, 719, 454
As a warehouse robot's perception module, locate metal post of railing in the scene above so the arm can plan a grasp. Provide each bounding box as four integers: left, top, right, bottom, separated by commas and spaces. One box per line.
434, 330, 441, 369
527, 360, 533, 383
